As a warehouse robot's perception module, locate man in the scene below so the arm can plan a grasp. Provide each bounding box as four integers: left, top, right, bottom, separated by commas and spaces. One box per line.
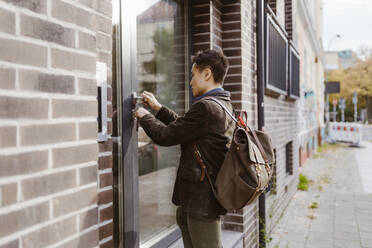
135, 49, 234, 248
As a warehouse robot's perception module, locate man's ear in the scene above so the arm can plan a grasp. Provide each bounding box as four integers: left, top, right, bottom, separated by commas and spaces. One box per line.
203, 67, 213, 81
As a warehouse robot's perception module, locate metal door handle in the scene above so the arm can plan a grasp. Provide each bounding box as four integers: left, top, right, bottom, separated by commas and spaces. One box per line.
131, 92, 143, 108
131, 92, 143, 131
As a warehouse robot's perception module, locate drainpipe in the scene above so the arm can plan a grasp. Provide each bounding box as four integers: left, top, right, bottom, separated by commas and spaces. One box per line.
256, 0, 266, 247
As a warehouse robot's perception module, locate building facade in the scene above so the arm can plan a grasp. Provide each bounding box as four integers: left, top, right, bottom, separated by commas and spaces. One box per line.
0, 0, 324, 247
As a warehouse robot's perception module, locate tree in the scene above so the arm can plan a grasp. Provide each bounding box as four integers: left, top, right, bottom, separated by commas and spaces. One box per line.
327, 48, 372, 122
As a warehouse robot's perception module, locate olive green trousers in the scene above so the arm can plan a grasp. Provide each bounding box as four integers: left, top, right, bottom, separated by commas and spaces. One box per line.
176, 206, 223, 248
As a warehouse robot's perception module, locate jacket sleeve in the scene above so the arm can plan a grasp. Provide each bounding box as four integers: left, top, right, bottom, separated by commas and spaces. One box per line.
155, 105, 179, 125
139, 101, 209, 146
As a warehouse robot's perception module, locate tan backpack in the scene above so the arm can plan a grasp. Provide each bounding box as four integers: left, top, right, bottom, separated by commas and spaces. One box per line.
193, 97, 275, 211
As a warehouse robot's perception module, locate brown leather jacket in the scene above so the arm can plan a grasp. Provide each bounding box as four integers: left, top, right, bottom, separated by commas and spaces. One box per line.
140, 90, 235, 219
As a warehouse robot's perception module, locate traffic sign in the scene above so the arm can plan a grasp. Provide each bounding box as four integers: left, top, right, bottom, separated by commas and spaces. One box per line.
352, 92, 358, 104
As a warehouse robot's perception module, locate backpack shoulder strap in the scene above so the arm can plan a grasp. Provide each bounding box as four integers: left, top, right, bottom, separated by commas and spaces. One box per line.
203, 96, 269, 164
202, 97, 238, 123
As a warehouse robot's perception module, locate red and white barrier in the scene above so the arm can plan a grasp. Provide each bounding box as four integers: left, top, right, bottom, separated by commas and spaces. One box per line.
329, 122, 362, 144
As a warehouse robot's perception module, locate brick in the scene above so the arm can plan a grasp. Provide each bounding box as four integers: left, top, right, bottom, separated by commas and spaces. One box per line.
99, 173, 112, 188
98, 51, 112, 67
3, 0, 46, 13
79, 164, 97, 185
78, 0, 98, 10
99, 139, 112, 153
52, 99, 97, 118
0, 126, 16, 148
0, 150, 48, 177
222, 13, 240, 22
51, 48, 96, 73
98, 189, 112, 205
22, 169, 76, 200
79, 207, 98, 231
107, 68, 112, 85
56, 229, 98, 248
0, 239, 19, 248
98, 155, 112, 170
51, 0, 96, 29
0, 202, 49, 238
97, 0, 112, 17
20, 14, 75, 47
79, 121, 98, 140
78, 78, 97, 96
0, 38, 47, 67
107, 103, 113, 117
96, 15, 112, 34
107, 86, 112, 101
99, 221, 113, 240
20, 123, 75, 146
100, 205, 113, 222
0, 8, 15, 34
1, 183, 17, 206
22, 216, 76, 247
222, 40, 241, 48
100, 239, 113, 248
222, 31, 241, 40
0, 67, 15, 89
19, 70, 75, 94
222, 5, 240, 13
107, 120, 112, 135
0, 96, 49, 119
79, 31, 96, 52
97, 33, 112, 51
53, 186, 97, 217
53, 143, 98, 167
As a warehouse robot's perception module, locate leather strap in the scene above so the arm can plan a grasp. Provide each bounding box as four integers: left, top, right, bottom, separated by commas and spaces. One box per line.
193, 143, 206, 182
193, 143, 217, 196
203, 97, 269, 163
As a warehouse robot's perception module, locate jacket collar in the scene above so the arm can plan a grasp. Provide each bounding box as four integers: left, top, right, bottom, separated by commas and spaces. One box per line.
194, 88, 231, 102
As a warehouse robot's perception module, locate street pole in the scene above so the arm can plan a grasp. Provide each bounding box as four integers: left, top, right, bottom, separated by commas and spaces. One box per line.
332, 98, 338, 122
339, 97, 345, 122
353, 92, 358, 122
326, 94, 330, 123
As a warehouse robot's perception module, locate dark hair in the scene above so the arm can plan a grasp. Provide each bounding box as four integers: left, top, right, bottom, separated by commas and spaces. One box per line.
192, 49, 229, 84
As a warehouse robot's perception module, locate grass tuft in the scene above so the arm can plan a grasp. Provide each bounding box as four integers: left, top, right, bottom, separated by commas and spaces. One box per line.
298, 173, 310, 191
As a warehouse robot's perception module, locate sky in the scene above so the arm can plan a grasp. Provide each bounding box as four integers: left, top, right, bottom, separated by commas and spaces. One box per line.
323, 0, 372, 52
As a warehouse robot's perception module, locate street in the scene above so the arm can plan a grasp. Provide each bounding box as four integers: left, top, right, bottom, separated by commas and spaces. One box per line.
268, 142, 372, 248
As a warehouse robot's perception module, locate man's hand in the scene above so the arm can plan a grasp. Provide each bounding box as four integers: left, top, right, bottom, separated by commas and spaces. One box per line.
142, 91, 162, 112
135, 107, 150, 119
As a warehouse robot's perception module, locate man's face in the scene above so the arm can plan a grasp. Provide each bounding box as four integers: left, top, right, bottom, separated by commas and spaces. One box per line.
190, 63, 207, 97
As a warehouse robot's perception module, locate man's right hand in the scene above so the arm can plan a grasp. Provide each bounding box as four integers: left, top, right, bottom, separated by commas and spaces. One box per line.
141, 91, 162, 112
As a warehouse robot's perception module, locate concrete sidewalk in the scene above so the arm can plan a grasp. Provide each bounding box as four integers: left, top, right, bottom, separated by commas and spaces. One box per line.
268, 142, 372, 248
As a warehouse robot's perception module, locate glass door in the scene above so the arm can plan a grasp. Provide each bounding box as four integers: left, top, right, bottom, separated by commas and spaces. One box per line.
120, 0, 189, 247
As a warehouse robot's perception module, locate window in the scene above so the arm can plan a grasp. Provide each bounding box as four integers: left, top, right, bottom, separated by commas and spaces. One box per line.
288, 44, 300, 98
285, 141, 293, 175
136, 0, 188, 244
266, 14, 288, 95
118, 0, 189, 247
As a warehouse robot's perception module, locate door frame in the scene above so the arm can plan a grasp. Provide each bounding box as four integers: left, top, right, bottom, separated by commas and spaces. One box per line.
118, 0, 191, 247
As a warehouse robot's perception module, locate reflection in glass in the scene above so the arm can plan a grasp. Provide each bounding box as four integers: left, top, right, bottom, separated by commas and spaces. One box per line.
135, 0, 187, 244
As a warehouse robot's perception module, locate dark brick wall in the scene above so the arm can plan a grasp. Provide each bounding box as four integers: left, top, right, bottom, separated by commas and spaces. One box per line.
0, 0, 113, 247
